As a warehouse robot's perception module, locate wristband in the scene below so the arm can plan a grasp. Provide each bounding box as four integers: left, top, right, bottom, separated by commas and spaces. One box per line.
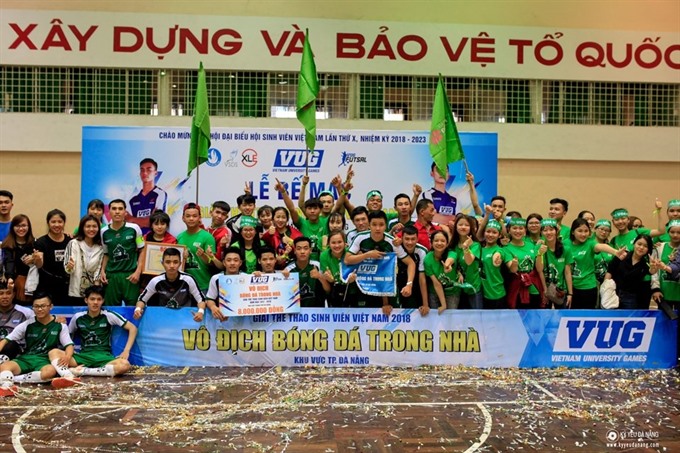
134, 306, 143, 312
406, 281, 413, 286
198, 308, 205, 314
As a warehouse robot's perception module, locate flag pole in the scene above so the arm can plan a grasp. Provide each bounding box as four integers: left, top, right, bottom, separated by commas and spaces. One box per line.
195, 154, 200, 203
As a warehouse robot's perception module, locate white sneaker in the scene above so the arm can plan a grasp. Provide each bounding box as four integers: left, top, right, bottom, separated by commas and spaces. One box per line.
68, 365, 85, 377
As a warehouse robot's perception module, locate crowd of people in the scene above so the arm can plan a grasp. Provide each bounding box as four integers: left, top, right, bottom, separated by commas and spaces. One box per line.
0, 162, 679, 394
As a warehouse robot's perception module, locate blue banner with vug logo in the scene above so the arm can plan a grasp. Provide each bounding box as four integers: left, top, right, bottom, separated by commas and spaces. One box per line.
81, 127, 497, 237
51, 307, 677, 369
340, 253, 398, 296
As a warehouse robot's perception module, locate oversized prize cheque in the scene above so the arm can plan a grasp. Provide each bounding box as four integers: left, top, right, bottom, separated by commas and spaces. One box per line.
216, 273, 301, 316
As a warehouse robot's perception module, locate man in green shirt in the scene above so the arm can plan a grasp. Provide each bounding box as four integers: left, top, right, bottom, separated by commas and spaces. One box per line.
0, 293, 77, 396
177, 203, 217, 293
100, 199, 145, 306
49, 285, 137, 379
277, 179, 328, 262
346, 211, 415, 314
610, 207, 662, 251
284, 237, 330, 307
548, 198, 571, 242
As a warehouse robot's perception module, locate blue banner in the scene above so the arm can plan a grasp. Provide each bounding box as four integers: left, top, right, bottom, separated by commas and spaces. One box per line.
81, 127, 498, 236
51, 307, 677, 369
341, 253, 397, 297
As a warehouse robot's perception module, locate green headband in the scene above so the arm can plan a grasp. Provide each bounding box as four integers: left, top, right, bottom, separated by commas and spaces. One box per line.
240, 216, 258, 229
595, 219, 612, 229
318, 191, 334, 199
611, 209, 629, 219
540, 218, 558, 229
508, 218, 526, 227
668, 199, 680, 208
486, 220, 502, 231
667, 219, 680, 231
366, 190, 382, 201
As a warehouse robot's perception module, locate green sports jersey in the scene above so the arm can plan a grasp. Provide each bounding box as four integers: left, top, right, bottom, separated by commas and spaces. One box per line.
610, 228, 651, 252
480, 245, 507, 300
453, 242, 482, 294
102, 223, 145, 273
658, 243, 680, 302
283, 260, 324, 307
566, 240, 599, 290
504, 241, 539, 294
387, 217, 414, 232
177, 229, 216, 291
543, 247, 574, 291
69, 310, 127, 353
296, 217, 328, 261
348, 231, 407, 259
424, 250, 458, 296
6, 316, 73, 355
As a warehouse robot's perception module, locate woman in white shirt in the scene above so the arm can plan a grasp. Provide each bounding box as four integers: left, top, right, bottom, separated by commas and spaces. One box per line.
64, 215, 104, 303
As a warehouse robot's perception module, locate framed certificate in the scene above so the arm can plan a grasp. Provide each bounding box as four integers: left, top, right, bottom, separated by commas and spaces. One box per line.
141, 242, 187, 275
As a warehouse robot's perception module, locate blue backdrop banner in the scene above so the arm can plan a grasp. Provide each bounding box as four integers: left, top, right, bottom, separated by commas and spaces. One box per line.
81, 127, 498, 236
51, 307, 677, 369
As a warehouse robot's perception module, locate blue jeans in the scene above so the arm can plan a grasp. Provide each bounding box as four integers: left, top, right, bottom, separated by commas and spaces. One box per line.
618, 290, 638, 310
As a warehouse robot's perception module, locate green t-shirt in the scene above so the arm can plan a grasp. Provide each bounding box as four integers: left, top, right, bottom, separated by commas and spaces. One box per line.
320, 248, 342, 281
610, 228, 651, 252
559, 224, 571, 242
543, 247, 574, 291
102, 222, 145, 273
233, 241, 264, 274
566, 240, 599, 290
7, 317, 73, 356
504, 241, 539, 294
69, 310, 127, 353
453, 242, 482, 294
480, 245, 507, 300
424, 250, 458, 296
594, 249, 613, 283
658, 243, 680, 302
177, 229, 216, 291
296, 217, 328, 261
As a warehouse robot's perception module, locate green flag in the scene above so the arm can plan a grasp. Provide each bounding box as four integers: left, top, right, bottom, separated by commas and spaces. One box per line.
187, 62, 210, 177
429, 74, 464, 177
296, 29, 319, 152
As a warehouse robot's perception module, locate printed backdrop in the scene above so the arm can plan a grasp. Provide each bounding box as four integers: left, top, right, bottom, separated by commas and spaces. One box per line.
81, 127, 498, 235
51, 307, 678, 369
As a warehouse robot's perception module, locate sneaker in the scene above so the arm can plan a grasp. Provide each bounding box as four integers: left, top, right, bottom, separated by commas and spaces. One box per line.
68, 365, 85, 377
0, 354, 9, 364
51, 377, 81, 389
0, 385, 18, 397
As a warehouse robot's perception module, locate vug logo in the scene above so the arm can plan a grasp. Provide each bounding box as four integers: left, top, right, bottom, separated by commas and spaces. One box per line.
274, 149, 324, 168
250, 276, 270, 284
358, 264, 378, 274
553, 318, 655, 352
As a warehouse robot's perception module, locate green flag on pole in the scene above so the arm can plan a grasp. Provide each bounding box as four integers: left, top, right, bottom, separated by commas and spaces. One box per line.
187, 62, 210, 177
296, 29, 319, 152
429, 74, 464, 177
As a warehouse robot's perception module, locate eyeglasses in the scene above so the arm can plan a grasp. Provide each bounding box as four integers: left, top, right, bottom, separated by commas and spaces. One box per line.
14, 224, 29, 229
32, 304, 51, 310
